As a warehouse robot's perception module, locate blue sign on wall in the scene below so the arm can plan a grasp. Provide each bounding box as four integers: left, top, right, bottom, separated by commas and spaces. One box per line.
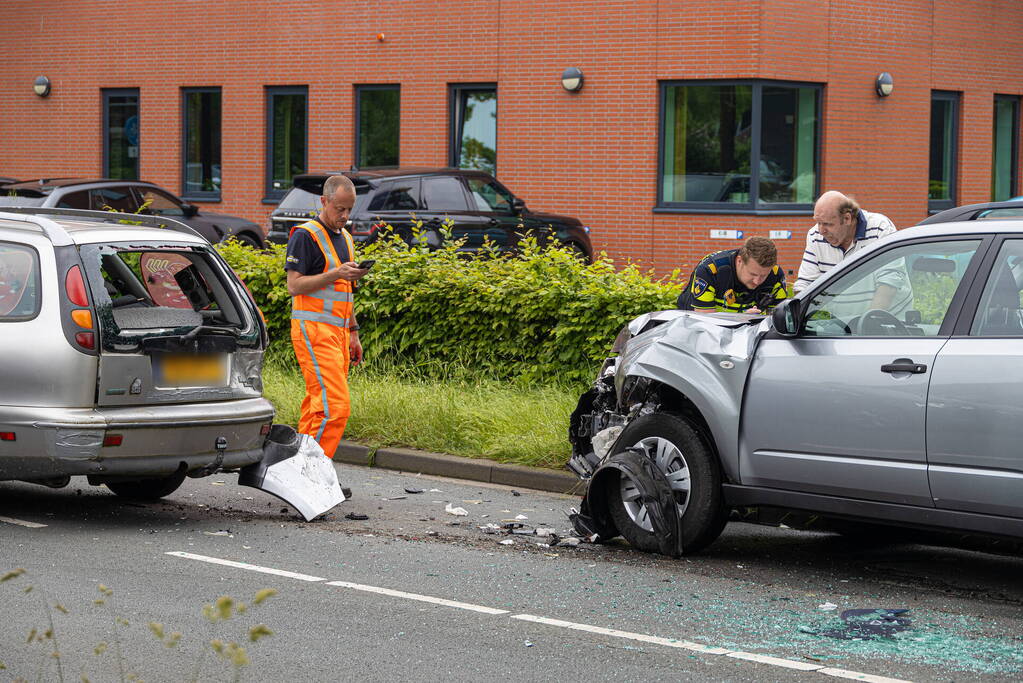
124, 115, 139, 147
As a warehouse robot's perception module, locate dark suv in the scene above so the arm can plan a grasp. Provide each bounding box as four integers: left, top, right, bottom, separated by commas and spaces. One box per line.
267, 168, 593, 261
0, 178, 266, 248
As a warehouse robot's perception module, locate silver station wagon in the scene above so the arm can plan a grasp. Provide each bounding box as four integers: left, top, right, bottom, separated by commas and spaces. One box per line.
570, 215, 1023, 555
0, 208, 274, 499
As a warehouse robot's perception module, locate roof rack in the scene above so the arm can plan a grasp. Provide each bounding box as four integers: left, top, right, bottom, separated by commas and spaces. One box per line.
0, 207, 203, 243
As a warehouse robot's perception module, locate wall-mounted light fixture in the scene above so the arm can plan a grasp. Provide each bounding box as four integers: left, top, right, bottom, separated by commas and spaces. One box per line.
561, 67, 584, 92
33, 76, 51, 97
875, 72, 893, 97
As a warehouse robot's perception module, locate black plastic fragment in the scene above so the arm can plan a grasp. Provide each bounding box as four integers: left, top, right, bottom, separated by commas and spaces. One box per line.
404, 486, 424, 494
819, 609, 912, 640
345, 512, 369, 521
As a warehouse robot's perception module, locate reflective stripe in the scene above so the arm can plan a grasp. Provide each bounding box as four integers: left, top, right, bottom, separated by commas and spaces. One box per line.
292, 310, 350, 327
302, 221, 338, 271
298, 320, 330, 442
306, 290, 354, 303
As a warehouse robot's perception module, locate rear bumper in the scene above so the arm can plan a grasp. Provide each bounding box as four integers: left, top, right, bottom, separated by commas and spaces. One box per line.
0, 398, 275, 480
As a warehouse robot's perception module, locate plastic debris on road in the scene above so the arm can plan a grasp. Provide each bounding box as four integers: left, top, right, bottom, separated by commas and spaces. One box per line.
404, 486, 424, 494
445, 503, 469, 516
344, 512, 369, 521
818, 602, 838, 611
818, 609, 912, 640
499, 539, 515, 545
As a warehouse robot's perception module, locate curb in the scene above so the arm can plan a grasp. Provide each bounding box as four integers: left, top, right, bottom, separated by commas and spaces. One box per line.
331, 440, 584, 496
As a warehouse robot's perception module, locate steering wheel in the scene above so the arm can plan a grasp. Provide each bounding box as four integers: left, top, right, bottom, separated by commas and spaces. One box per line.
857, 309, 908, 336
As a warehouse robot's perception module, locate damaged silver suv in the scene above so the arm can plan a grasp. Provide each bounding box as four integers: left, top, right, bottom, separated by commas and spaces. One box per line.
0, 208, 274, 499
570, 218, 1023, 555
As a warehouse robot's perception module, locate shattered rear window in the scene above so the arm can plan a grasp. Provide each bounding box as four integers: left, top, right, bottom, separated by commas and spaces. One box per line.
0, 242, 40, 321
79, 241, 258, 351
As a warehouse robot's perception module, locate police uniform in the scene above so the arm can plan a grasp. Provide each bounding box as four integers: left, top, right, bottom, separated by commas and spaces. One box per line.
677, 248, 786, 313
285, 219, 357, 459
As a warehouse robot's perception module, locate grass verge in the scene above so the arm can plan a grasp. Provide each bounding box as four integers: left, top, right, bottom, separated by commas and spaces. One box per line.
262, 359, 579, 469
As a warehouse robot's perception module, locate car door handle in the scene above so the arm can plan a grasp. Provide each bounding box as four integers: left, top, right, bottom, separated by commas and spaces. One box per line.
881, 358, 927, 374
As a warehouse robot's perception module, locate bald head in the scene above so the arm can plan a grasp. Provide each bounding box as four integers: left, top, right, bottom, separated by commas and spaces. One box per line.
813, 191, 860, 250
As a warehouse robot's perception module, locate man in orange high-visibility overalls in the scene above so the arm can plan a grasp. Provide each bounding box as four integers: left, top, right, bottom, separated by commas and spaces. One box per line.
285, 175, 370, 458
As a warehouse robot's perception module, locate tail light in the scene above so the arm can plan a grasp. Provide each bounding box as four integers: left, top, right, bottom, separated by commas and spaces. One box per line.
62, 263, 96, 352
349, 220, 380, 236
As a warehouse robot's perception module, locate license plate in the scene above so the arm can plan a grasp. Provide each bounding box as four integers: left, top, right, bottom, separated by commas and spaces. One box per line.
155, 354, 228, 387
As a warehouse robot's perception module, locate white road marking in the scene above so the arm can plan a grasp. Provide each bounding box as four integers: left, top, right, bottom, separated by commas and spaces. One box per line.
0, 515, 46, 528
727, 651, 822, 670
165, 551, 324, 582
326, 580, 509, 615
819, 669, 912, 683
167, 551, 913, 682
511, 613, 729, 654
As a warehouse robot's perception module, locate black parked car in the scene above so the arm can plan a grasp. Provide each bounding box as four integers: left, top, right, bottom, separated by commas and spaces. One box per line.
0, 178, 266, 248
267, 168, 593, 261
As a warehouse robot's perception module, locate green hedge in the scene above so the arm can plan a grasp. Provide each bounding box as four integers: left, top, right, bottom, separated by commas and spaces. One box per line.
217, 231, 686, 384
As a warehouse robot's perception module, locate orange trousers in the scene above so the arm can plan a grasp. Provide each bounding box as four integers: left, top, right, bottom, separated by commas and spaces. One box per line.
290, 319, 351, 459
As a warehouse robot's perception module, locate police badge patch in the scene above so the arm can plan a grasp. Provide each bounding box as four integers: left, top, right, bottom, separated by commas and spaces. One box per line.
693, 278, 709, 296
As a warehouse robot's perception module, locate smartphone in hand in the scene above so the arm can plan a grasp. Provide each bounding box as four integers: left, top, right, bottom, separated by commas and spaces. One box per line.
356, 260, 376, 269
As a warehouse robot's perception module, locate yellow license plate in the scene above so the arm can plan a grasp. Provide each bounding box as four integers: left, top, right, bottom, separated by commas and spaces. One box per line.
156, 354, 228, 387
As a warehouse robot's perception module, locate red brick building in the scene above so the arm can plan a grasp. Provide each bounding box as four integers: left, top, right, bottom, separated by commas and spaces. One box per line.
3, 0, 1022, 277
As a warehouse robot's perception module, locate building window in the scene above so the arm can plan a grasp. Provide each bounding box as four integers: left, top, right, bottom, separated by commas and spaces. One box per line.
355, 85, 400, 168
103, 89, 139, 180
929, 91, 960, 212
450, 84, 497, 175
266, 86, 308, 201
182, 87, 222, 200
658, 80, 820, 211
992, 95, 1020, 202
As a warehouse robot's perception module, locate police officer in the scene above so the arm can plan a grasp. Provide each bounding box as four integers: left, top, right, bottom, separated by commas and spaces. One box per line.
677, 236, 787, 313
285, 175, 369, 459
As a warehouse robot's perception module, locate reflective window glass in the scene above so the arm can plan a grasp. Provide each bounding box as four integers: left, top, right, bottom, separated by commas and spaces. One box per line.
971, 240, 1023, 336
103, 89, 139, 180
421, 176, 469, 212
356, 86, 400, 168
0, 242, 40, 319
267, 87, 308, 198
452, 87, 496, 174
992, 96, 1019, 202
929, 92, 960, 211
803, 240, 980, 337
183, 88, 222, 198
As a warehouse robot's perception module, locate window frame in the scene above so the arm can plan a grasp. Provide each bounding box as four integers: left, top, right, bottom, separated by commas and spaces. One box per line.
354, 84, 401, 169
180, 86, 223, 202
928, 90, 961, 214
992, 94, 1020, 202
655, 79, 823, 214
264, 85, 309, 203
102, 88, 140, 181
449, 83, 498, 173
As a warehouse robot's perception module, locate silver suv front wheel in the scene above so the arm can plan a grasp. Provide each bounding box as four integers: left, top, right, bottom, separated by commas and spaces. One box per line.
608, 412, 728, 554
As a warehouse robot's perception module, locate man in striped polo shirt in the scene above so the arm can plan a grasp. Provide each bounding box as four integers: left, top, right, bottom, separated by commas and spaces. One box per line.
794, 191, 910, 317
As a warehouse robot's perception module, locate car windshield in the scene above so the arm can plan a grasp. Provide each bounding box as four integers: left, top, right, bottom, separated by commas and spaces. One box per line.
0, 189, 48, 207
277, 184, 371, 216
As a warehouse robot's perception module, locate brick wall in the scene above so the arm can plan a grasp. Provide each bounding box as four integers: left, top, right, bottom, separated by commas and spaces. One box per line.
2, 0, 1022, 280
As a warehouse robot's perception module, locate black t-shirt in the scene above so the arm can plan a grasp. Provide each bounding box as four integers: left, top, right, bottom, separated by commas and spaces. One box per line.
284, 222, 352, 276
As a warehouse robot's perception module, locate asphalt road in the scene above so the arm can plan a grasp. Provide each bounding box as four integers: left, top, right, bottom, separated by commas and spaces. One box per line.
1, 464, 1021, 682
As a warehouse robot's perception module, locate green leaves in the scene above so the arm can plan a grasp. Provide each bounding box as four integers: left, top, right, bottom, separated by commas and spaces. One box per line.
217, 232, 685, 384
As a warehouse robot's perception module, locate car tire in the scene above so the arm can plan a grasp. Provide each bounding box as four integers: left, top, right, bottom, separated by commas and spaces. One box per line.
234, 233, 262, 249
607, 412, 727, 554
105, 470, 187, 501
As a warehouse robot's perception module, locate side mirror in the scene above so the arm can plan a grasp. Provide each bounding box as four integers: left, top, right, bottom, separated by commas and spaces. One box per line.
771, 298, 800, 337
511, 198, 526, 213
181, 203, 199, 218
